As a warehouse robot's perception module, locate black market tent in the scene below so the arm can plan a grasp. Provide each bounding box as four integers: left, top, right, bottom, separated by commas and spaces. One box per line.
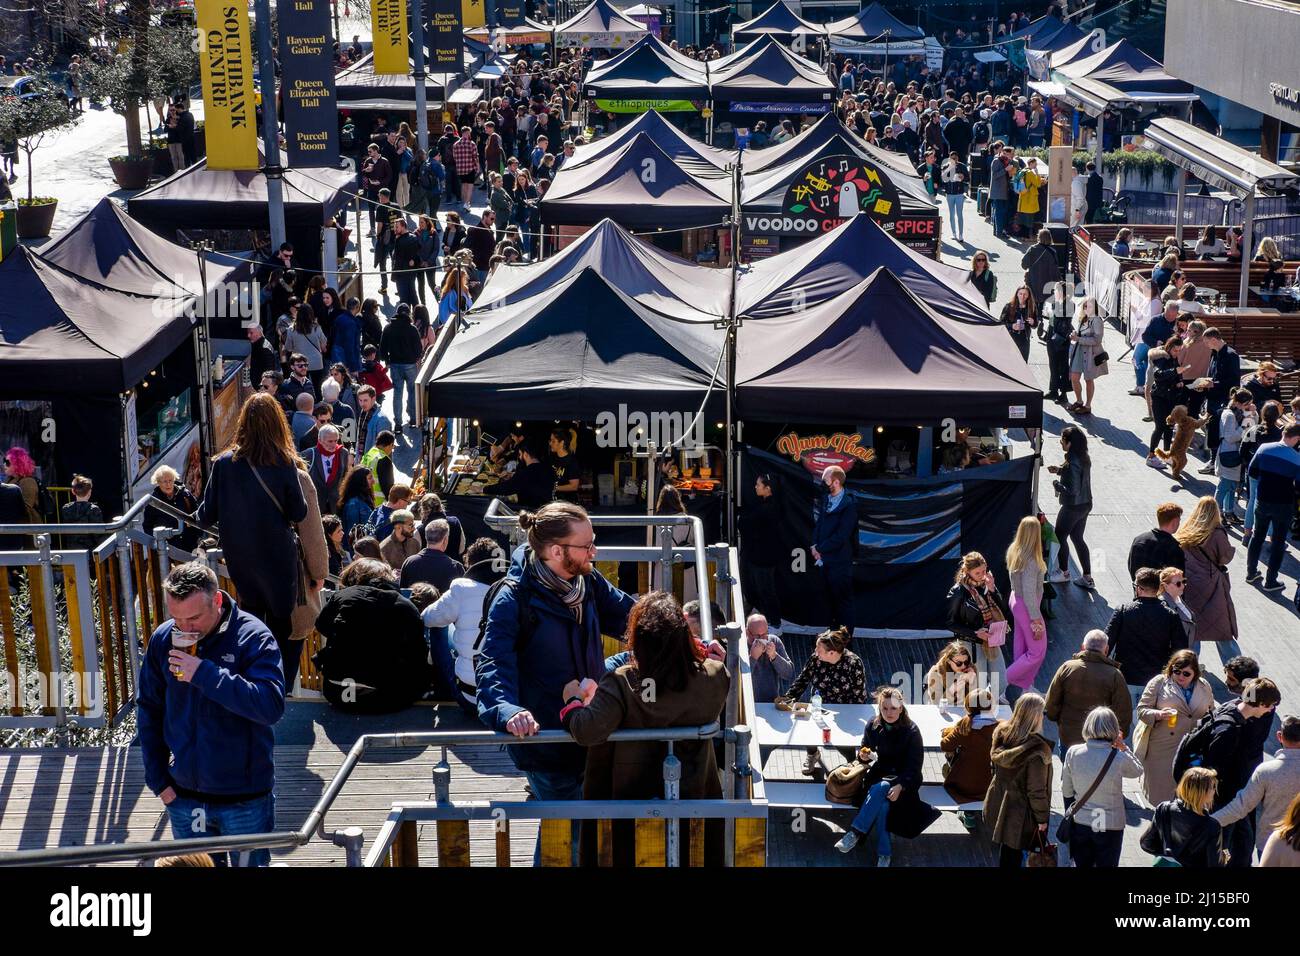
40, 197, 242, 300
740, 112, 937, 218
1040, 30, 1100, 75
734, 268, 1042, 427
127, 147, 354, 271
418, 266, 725, 419
708, 35, 836, 104
731, 1, 826, 42
1054, 38, 1193, 95
539, 131, 732, 229
335, 53, 446, 110
476, 217, 730, 318
564, 108, 735, 178
737, 214, 989, 322
1006, 13, 1087, 51
583, 33, 710, 100
554, 0, 648, 48
826, 3, 925, 42
0, 246, 196, 396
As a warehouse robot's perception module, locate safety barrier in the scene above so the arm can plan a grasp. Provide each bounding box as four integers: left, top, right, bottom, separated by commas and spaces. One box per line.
0, 507, 768, 867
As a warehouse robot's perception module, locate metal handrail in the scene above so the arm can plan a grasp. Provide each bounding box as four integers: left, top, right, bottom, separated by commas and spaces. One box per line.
0, 491, 155, 536
482, 497, 716, 646
0, 723, 722, 868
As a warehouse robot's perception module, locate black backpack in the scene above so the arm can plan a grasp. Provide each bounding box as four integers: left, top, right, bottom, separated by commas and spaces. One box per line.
418, 159, 437, 192
472, 575, 540, 656
1172, 705, 1236, 782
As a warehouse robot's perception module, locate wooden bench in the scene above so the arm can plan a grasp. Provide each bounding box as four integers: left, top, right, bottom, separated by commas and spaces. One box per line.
762, 781, 983, 815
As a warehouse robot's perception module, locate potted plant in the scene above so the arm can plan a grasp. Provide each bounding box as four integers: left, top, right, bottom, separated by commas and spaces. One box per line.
80, 8, 198, 188
0, 65, 81, 238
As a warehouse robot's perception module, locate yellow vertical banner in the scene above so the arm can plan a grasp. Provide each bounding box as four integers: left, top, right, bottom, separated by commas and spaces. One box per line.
195, 0, 259, 170
462, 0, 485, 29
371, 0, 410, 75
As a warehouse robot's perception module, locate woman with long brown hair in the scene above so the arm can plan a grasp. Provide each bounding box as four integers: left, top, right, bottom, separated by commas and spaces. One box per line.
561, 590, 728, 867
785, 626, 867, 778
282, 302, 329, 391
198, 393, 316, 685
924, 640, 979, 705
1175, 496, 1238, 644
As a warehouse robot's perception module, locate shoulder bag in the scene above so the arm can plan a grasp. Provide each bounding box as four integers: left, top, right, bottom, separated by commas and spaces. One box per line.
825, 760, 870, 806
1025, 828, 1058, 867
249, 462, 321, 642
1056, 747, 1118, 843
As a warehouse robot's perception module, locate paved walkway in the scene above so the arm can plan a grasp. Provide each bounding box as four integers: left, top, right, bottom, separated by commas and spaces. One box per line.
767, 188, 1300, 867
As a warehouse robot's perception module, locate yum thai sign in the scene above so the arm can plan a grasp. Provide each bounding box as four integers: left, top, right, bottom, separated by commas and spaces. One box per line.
777, 430, 876, 476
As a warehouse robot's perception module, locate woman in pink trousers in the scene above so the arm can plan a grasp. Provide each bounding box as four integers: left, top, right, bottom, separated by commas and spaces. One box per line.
1005, 516, 1048, 693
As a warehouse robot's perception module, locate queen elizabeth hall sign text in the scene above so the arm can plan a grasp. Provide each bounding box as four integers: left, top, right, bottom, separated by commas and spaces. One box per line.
432, 0, 464, 72
196, 0, 257, 170
371, 0, 409, 75
277, 0, 339, 167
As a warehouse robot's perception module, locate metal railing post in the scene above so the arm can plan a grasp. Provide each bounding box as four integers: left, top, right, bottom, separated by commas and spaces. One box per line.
337, 826, 365, 867
657, 523, 674, 595
663, 744, 681, 868
732, 725, 752, 797
115, 532, 143, 703
433, 746, 451, 804
35, 534, 65, 728
152, 527, 179, 579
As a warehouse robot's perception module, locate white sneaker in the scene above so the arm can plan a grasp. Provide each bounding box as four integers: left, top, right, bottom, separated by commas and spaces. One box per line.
835, 831, 860, 853
1047, 569, 1070, 583
1146, 456, 1166, 469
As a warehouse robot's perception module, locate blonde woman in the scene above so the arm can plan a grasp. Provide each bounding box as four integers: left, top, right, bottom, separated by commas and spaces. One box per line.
1140, 766, 1225, 867
1133, 650, 1213, 807
924, 640, 979, 705
945, 552, 1011, 703
1175, 496, 1238, 644
1004, 516, 1047, 693
1158, 566, 1197, 653
984, 692, 1053, 867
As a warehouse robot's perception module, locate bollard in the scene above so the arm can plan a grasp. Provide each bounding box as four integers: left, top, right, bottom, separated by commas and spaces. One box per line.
336, 826, 365, 867
433, 747, 451, 804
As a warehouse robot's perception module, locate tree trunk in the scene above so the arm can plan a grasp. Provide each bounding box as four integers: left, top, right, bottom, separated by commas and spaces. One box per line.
125, 0, 150, 159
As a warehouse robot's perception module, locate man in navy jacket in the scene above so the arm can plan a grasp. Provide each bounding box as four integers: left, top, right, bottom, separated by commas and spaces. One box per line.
812, 465, 857, 636
476, 503, 635, 801
137, 562, 285, 866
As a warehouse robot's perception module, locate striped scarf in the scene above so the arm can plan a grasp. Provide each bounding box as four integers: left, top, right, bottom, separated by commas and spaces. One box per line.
529, 555, 586, 626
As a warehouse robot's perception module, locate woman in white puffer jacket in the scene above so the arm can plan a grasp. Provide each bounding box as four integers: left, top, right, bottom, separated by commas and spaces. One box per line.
421, 537, 503, 715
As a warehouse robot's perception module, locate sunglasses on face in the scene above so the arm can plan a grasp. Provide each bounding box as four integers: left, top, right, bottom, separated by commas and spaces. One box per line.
1168, 579, 1185, 586
1175, 669, 1196, 678
952, 659, 971, 669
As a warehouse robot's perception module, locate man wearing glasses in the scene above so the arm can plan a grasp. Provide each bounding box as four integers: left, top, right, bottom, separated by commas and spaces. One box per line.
276, 352, 318, 413
1105, 567, 1188, 714
475, 501, 636, 862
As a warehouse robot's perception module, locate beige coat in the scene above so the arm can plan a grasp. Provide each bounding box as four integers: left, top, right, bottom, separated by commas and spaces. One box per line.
1134, 674, 1215, 806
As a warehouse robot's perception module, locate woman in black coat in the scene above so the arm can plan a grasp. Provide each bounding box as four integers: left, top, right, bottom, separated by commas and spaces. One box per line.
1146, 337, 1190, 464
946, 551, 1012, 702
1139, 767, 1225, 867
1000, 284, 1037, 361
142, 464, 200, 552
834, 686, 941, 863
313, 558, 433, 712
197, 393, 309, 654
1042, 285, 1074, 402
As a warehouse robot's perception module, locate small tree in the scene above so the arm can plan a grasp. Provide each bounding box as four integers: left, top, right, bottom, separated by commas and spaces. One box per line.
0, 69, 80, 202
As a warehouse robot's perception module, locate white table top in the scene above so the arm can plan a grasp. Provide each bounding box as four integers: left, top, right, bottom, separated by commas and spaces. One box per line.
753, 702, 1012, 749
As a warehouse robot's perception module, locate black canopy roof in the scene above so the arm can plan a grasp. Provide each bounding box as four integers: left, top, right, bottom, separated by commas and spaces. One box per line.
476, 218, 730, 319
734, 268, 1041, 426
826, 4, 925, 42
738, 214, 988, 321
709, 36, 836, 104
1006, 13, 1087, 51
539, 131, 731, 228
1056, 38, 1190, 95
564, 108, 734, 179
583, 33, 710, 100
419, 267, 724, 420
0, 246, 196, 397
127, 147, 353, 269
732, 1, 825, 41
741, 112, 937, 217
40, 197, 242, 299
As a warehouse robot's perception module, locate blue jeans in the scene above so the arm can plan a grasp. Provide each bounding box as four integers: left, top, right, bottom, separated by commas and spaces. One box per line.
1246, 502, 1293, 583
389, 362, 417, 426
991, 198, 1009, 236
165, 792, 275, 867
1243, 476, 1260, 530
849, 781, 893, 856
945, 193, 965, 238
1215, 477, 1239, 519
1133, 342, 1150, 388
526, 769, 584, 866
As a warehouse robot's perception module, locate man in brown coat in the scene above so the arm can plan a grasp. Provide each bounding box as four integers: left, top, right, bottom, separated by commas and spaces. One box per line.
1043, 630, 1132, 755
